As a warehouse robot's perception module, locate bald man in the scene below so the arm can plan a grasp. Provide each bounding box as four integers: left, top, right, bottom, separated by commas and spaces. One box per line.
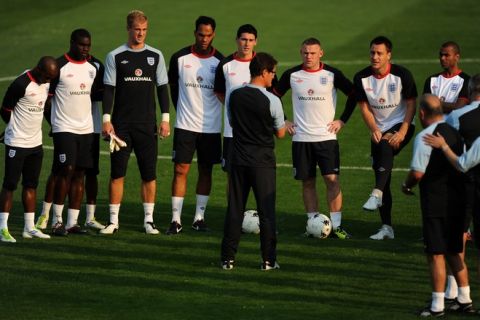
0, 56, 58, 242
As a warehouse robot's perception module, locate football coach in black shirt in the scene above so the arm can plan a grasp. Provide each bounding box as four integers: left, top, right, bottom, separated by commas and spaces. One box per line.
220, 52, 286, 271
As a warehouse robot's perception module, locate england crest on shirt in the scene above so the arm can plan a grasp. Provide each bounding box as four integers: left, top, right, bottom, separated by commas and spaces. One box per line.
147, 57, 155, 66
89, 70, 95, 79
8, 149, 16, 158
451, 84, 459, 92
59, 154, 66, 163
389, 83, 397, 92
210, 65, 216, 74
320, 77, 328, 85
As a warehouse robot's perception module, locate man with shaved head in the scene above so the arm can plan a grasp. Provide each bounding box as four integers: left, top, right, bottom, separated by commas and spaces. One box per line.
402, 94, 474, 316
0, 56, 58, 242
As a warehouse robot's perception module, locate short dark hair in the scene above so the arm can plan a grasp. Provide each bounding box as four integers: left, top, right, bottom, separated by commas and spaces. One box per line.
468, 74, 480, 98
249, 52, 277, 78
419, 94, 443, 117
302, 37, 321, 47
370, 36, 393, 52
196, 16, 216, 31
236, 24, 257, 38
70, 28, 91, 43
441, 41, 460, 54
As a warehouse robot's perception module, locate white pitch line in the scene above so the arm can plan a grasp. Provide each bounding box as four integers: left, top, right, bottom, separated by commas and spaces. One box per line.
42, 145, 409, 172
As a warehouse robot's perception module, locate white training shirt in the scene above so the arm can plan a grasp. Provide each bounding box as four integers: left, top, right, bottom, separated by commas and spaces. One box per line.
423, 71, 469, 105
50, 54, 97, 134
274, 63, 354, 142
214, 52, 255, 138
168, 46, 224, 133
2, 71, 50, 148
354, 63, 417, 132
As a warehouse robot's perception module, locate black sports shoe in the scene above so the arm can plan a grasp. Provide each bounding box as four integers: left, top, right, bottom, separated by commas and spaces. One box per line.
192, 219, 209, 232
66, 224, 87, 234
51, 222, 67, 236
444, 298, 456, 308
446, 299, 476, 314
221, 260, 234, 270
165, 221, 182, 235
419, 307, 445, 317
261, 261, 280, 271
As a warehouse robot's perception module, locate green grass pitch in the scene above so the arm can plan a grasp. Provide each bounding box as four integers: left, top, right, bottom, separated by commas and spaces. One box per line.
0, 0, 479, 318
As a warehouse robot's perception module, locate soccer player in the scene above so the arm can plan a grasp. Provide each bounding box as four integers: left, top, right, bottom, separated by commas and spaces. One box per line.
101, 10, 170, 235
354, 36, 417, 240
273, 37, 356, 239
214, 24, 258, 173
403, 94, 474, 316
166, 16, 224, 235
0, 56, 58, 242
220, 52, 285, 271
423, 41, 470, 113
45, 29, 103, 236
35, 50, 106, 232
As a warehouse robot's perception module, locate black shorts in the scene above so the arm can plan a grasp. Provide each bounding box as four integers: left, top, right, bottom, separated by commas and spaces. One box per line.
85, 133, 100, 176
372, 123, 415, 157
423, 215, 464, 254
3, 145, 43, 191
52, 132, 94, 172
110, 123, 157, 181
292, 140, 340, 180
172, 128, 221, 165
222, 137, 232, 173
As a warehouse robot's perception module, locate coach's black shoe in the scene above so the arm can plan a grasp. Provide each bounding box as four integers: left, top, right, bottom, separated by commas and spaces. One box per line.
446, 299, 476, 314
192, 219, 209, 232
66, 224, 88, 235
165, 221, 182, 235
419, 307, 445, 317
51, 222, 68, 236
261, 261, 280, 271
221, 260, 234, 270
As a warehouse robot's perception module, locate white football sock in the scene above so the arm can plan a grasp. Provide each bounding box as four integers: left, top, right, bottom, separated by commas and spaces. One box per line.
372, 188, 383, 198
52, 204, 64, 225
194, 194, 209, 222
41, 201, 52, 218
445, 275, 458, 299
24, 212, 35, 231
109, 204, 120, 225
307, 212, 318, 219
172, 196, 184, 223
431, 292, 444, 312
85, 204, 96, 223
0, 212, 9, 229
330, 211, 342, 229
143, 203, 154, 223
457, 286, 471, 304
66, 209, 80, 228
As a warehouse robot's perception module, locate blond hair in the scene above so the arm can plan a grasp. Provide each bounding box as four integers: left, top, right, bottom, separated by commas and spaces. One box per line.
127, 10, 147, 28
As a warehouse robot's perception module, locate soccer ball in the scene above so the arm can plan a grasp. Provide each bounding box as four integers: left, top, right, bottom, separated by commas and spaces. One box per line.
242, 210, 260, 234
305, 213, 331, 238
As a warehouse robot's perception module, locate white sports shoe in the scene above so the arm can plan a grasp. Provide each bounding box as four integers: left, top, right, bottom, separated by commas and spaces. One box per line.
22, 228, 51, 239
363, 193, 382, 211
35, 215, 49, 230
144, 222, 160, 235
370, 224, 394, 240
0, 228, 16, 243
85, 219, 105, 230
99, 223, 119, 235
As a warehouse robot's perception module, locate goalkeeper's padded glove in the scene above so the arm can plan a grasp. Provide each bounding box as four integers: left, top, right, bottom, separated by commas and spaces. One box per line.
109, 133, 127, 153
